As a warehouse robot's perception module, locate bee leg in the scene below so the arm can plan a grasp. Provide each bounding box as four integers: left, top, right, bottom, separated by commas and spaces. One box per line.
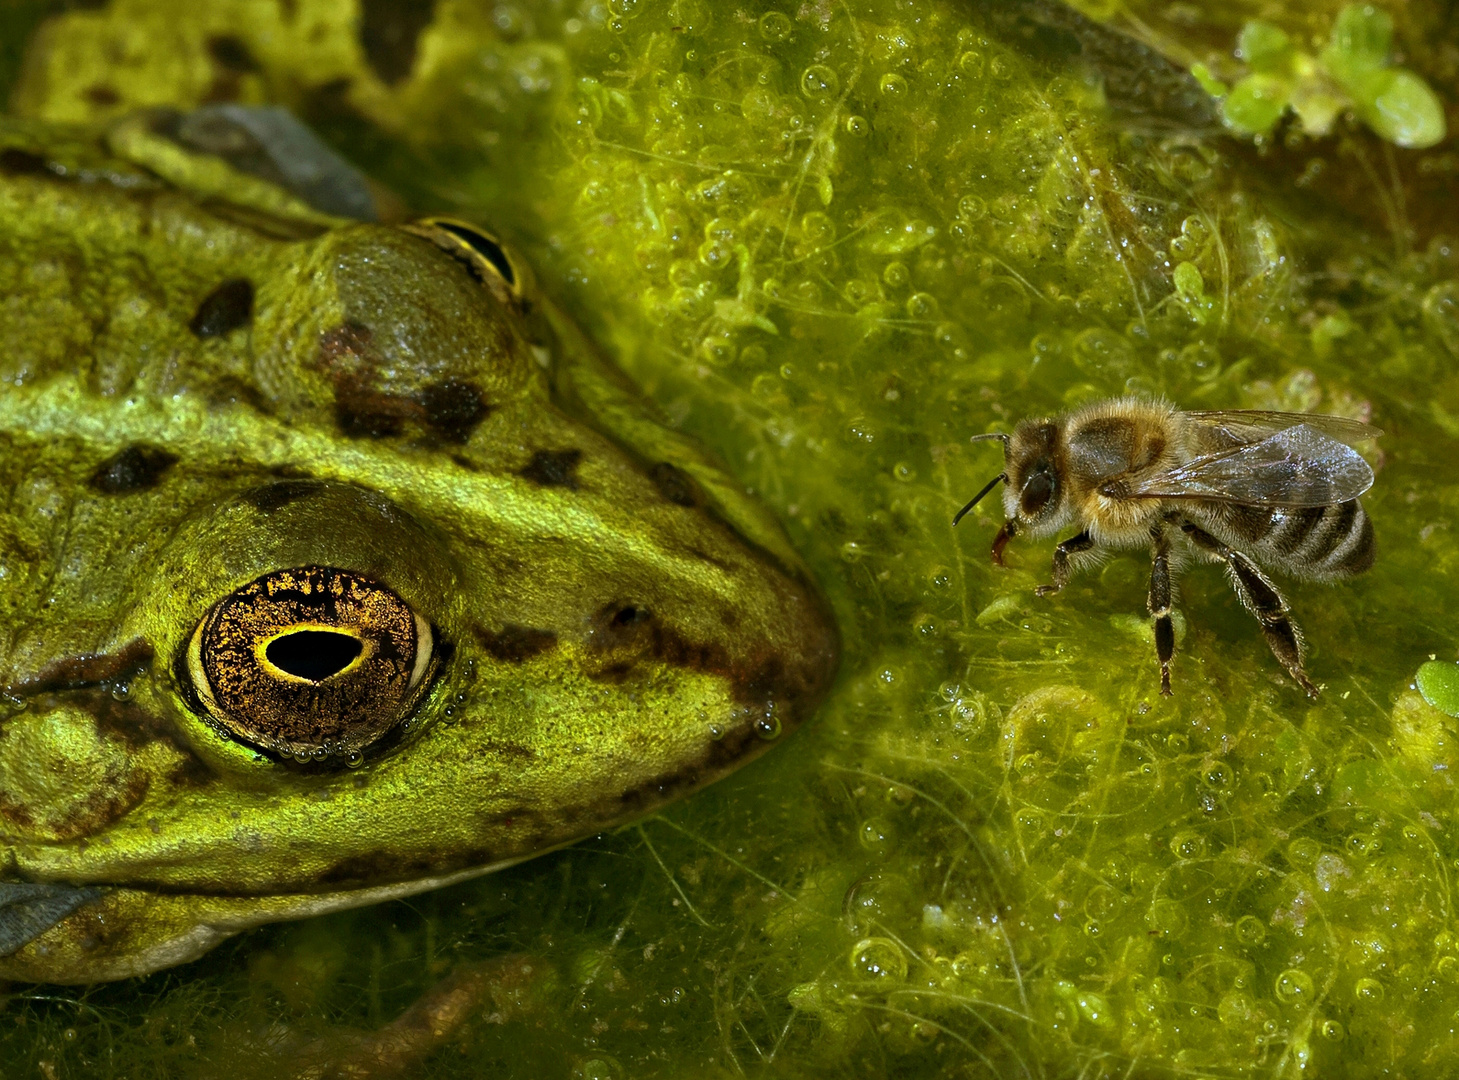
1179, 521, 1318, 698
1148, 523, 1176, 697
1035, 530, 1095, 597
991, 519, 1019, 567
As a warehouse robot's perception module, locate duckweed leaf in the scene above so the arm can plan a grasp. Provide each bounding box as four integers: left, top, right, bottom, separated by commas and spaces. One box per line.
1417, 661, 1459, 718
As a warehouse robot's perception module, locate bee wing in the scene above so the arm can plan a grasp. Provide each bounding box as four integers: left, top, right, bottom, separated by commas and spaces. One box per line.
1120, 424, 1375, 506
1183, 410, 1382, 446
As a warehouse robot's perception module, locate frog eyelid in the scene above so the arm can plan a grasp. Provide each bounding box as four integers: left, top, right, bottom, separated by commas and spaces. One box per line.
402, 217, 528, 301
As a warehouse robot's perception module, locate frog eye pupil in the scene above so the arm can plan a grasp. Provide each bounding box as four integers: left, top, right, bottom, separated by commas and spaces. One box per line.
265, 630, 363, 682
438, 222, 516, 286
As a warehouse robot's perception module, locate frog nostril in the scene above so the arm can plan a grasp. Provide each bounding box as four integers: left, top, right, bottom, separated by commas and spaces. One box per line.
265, 630, 364, 682
612, 605, 651, 627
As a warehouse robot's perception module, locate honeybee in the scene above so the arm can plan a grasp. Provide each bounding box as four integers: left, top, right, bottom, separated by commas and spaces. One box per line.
954, 398, 1380, 697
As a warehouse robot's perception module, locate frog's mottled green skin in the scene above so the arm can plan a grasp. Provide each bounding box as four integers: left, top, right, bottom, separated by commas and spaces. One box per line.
0, 112, 835, 984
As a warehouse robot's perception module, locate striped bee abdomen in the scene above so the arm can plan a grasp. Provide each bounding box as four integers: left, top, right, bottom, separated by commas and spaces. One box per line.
1212, 500, 1375, 580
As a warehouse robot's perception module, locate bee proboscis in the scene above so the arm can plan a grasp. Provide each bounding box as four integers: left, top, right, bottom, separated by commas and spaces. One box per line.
954, 398, 1380, 697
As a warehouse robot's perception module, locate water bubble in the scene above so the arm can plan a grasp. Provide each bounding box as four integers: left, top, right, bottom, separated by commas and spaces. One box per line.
989, 55, 1011, 79
879, 73, 908, 97
1234, 915, 1266, 946
1169, 830, 1206, 861
1321, 1019, 1345, 1041
859, 817, 894, 853
699, 332, 736, 365
1083, 885, 1117, 920
800, 64, 839, 100
758, 11, 792, 41
957, 194, 987, 221
800, 210, 835, 247
1287, 837, 1322, 868
1145, 899, 1188, 939
1274, 968, 1314, 1004
1202, 761, 1231, 789
958, 51, 985, 78
754, 714, 782, 740
882, 262, 910, 290
905, 292, 939, 319
699, 238, 734, 269
845, 114, 869, 136
607, 0, 641, 16
1218, 991, 1253, 1028
1438, 955, 1459, 982
1354, 977, 1384, 1004
850, 937, 908, 980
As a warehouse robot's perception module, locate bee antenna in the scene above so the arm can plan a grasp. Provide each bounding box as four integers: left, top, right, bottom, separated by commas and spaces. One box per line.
969, 432, 1011, 445
952, 473, 1008, 526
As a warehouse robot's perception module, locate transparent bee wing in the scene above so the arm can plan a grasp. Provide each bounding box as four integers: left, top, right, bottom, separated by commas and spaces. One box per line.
1121, 424, 1376, 506
1184, 410, 1382, 446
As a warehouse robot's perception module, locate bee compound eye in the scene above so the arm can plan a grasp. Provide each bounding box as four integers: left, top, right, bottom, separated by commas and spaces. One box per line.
1021, 468, 1057, 516
186, 566, 435, 760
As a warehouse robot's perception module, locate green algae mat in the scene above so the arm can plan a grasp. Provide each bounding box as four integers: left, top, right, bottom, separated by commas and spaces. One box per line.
4, 0, 1459, 1076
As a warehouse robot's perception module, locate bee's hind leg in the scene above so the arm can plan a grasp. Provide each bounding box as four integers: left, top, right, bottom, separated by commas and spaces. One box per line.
1148, 522, 1177, 696
1035, 530, 1096, 597
1178, 520, 1318, 697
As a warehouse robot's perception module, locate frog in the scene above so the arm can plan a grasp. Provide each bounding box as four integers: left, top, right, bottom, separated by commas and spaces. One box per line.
0, 103, 838, 986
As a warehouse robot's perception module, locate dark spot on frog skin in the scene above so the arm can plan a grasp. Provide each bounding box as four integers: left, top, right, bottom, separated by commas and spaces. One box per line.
519, 449, 583, 489
88, 445, 179, 494
418, 380, 490, 443
648, 462, 701, 507
585, 598, 836, 712
4, 639, 154, 698
189, 278, 255, 338
359, 0, 438, 85
474, 624, 558, 663
0, 148, 49, 176
320, 324, 491, 442
206, 35, 260, 73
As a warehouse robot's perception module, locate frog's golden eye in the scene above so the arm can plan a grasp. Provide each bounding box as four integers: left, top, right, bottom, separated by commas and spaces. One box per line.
185, 566, 435, 762
402, 217, 527, 303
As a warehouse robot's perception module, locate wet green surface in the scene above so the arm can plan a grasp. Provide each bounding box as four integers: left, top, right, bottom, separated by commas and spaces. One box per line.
4, 0, 1459, 1076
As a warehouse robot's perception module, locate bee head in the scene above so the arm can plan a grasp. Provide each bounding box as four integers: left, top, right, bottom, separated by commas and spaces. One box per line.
1006, 420, 1065, 527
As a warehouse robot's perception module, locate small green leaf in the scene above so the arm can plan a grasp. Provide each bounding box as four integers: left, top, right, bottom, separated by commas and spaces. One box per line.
1237, 21, 1294, 74
1328, 4, 1393, 77
1360, 68, 1448, 149
1173, 261, 1205, 300
1417, 661, 1459, 718
1223, 74, 1291, 134
1190, 63, 1229, 98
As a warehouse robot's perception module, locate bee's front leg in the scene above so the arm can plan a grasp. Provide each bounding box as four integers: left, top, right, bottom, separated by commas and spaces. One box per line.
991, 519, 1019, 566
1148, 523, 1176, 696
1035, 530, 1095, 597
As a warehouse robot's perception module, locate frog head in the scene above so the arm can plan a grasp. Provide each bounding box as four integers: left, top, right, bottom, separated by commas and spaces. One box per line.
0, 115, 837, 981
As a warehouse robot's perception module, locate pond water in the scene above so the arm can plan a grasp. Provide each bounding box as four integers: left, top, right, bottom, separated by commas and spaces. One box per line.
3, 0, 1459, 1076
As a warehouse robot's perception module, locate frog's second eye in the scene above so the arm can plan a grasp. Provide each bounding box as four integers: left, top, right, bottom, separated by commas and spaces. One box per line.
185, 566, 435, 762
403, 217, 525, 301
